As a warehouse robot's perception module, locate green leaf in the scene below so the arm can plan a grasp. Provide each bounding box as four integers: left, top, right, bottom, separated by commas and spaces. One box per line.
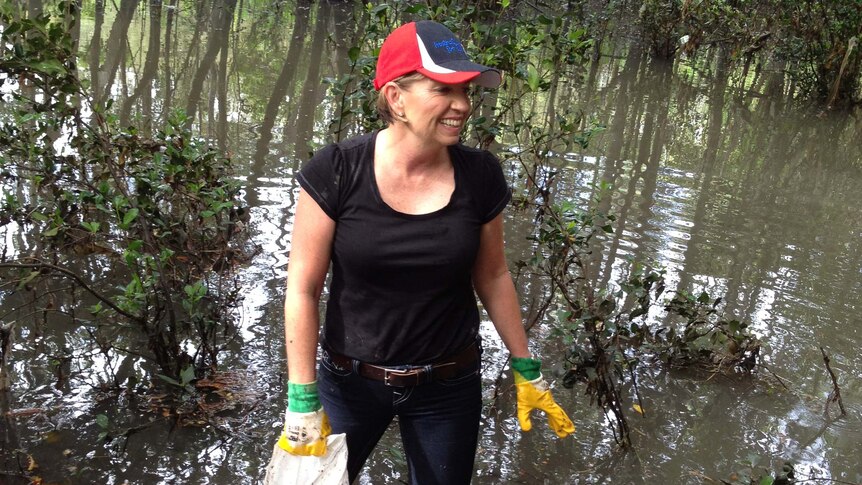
3, 21, 21, 36
43, 226, 59, 237
526, 64, 541, 92
33, 59, 64, 75
30, 211, 49, 222
348, 46, 361, 63
157, 374, 181, 387
81, 221, 100, 233
630, 307, 647, 320
96, 414, 109, 429
693, 335, 711, 350
370, 4, 389, 17
18, 112, 39, 123
758, 476, 774, 485
728, 319, 741, 333
122, 208, 139, 226
180, 365, 196, 386
17, 270, 40, 289
88, 302, 103, 315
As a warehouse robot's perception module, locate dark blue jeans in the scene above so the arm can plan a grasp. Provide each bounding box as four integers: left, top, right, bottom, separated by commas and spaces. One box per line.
318, 350, 482, 485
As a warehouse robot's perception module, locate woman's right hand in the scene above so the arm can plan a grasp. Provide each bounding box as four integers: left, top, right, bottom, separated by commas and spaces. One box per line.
278, 381, 332, 456
278, 408, 332, 456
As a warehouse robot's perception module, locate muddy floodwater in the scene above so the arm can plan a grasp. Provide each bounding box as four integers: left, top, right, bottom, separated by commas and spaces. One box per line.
2, 1, 862, 483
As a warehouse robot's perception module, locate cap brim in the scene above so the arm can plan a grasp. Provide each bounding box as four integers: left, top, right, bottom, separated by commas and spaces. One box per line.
417, 60, 501, 88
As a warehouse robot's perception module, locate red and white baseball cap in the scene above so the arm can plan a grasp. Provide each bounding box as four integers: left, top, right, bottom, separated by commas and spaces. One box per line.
373, 21, 502, 90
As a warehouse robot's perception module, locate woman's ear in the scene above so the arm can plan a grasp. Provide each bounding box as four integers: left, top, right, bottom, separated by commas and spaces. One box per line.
381, 82, 404, 115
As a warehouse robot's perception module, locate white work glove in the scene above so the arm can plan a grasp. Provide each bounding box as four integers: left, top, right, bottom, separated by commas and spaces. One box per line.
277, 381, 331, 456
278, 408, 332, 456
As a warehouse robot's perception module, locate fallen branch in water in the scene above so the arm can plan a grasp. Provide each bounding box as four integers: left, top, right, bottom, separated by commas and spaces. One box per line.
819, 346, 847, 418
757, 362, 792, 393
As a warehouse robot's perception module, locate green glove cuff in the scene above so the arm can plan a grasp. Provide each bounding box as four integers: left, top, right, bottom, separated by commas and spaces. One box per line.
287, 381, 321, 413
511, 357, 542, 381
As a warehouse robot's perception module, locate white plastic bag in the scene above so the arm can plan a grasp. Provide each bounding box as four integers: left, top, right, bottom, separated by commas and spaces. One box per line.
263, 433, 349, 485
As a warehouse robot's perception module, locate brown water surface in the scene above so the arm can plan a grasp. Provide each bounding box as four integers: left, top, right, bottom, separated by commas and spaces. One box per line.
1, 1, 861, 483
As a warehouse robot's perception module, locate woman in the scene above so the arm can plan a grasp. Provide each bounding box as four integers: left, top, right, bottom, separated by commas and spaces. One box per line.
278, 20, 574, 484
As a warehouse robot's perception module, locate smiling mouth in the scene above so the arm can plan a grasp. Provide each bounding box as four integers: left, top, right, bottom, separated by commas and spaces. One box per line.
441, 119, 461, 128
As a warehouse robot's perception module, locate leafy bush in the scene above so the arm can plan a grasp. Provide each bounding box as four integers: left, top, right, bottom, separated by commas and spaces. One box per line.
0, 1, 253, 385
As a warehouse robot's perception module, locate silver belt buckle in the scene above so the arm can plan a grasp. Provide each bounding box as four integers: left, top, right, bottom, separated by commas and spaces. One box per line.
384, 367, 419, 386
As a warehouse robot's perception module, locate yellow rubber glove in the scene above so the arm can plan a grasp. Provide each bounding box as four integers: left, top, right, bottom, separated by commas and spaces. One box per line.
277, 381, 332, 456
512, 357, 575, 438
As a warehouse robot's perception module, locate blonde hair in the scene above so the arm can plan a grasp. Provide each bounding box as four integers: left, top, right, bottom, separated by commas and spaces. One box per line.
376, 72, 426, 125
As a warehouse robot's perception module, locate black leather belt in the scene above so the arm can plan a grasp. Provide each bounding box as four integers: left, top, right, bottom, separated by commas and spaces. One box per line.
327, 341, 480, 387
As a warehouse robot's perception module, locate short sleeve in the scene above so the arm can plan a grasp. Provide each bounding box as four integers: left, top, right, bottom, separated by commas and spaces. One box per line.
477, 151, 512, 223
296, 144, 342, 220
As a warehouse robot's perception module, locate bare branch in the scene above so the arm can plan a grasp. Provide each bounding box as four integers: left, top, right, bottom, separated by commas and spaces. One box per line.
0, 261, 143, 323
820, 346, 847, 418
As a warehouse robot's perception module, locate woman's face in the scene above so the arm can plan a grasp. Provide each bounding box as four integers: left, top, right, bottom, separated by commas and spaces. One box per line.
397, 77, 471, 148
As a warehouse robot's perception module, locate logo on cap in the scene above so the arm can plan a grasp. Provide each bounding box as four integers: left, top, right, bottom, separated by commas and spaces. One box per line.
433, 39, 465, 55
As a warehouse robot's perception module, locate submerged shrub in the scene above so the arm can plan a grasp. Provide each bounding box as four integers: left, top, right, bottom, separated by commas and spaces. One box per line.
0, 0, 253, 388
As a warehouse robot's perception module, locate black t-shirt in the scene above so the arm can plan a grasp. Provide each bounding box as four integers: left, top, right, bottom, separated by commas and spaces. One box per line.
297, 131, 511, 364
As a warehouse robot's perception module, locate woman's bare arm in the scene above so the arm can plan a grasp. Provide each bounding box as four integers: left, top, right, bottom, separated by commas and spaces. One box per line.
284, 189, 336, 384
472, 213, 530, 358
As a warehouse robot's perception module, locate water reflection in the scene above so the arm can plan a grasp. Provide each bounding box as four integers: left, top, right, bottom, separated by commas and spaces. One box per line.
2, 0, 862, 483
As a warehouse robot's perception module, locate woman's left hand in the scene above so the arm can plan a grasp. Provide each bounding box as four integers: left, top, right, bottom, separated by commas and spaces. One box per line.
511, 357, 575, 438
